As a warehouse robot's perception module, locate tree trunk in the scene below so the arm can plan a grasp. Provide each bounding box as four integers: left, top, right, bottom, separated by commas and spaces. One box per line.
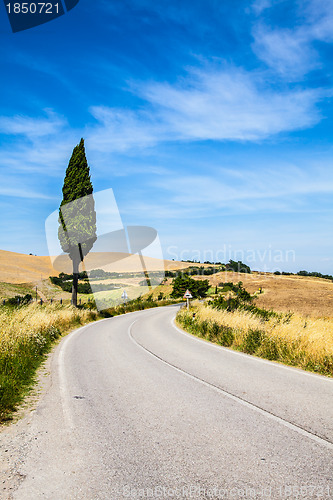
72, 259, 79, 307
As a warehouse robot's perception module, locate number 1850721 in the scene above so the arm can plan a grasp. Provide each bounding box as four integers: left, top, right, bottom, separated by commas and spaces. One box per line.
6, 3, 60, 14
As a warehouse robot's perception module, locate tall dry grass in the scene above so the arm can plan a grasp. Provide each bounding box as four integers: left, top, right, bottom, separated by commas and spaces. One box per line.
0, 303, 97, 422
177, 301, 333, 376
0, 297, 181, 422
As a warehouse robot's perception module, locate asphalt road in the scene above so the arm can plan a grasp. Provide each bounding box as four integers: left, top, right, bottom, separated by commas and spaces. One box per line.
7, 305, 333, 499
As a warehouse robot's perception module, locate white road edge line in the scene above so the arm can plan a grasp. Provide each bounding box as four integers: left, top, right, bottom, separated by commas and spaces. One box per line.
172, 317, 333, 383
58, 318, 110, 430
128, 318, 333, 452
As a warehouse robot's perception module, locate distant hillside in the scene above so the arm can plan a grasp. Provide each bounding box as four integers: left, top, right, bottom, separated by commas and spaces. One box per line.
0, 250, 57, 284
0, 250, 332, 317
0, 249, 198, 284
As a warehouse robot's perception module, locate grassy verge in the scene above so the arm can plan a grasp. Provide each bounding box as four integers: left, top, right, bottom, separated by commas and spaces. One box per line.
0, 281, 36, 299
0, 303, 99, 423
176, 301, 333, 377
0, 298, 181, 423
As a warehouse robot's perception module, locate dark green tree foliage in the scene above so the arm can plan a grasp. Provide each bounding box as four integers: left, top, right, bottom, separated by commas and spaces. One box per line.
297, 270, 333, 281
58, 139, 97, 306
171, 275, 209, 299
5, 294, 32, 307
226, 259, 251, 273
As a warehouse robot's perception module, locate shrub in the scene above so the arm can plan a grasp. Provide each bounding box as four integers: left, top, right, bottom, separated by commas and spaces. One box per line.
171, 275, 210, 298
219, 324, 235, 347
5, 294, 33, 307
257, 336, 280, 360
210, 321, 220, 340
201, 320, 211, 338
225, 259, 251, 273
242, 328, 266, 354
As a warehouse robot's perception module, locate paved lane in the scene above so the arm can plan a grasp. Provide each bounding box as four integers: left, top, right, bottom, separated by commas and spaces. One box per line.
9, 305, 333, 499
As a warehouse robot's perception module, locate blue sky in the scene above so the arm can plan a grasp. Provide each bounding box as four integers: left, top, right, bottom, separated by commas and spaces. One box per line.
0, 0, 333, 273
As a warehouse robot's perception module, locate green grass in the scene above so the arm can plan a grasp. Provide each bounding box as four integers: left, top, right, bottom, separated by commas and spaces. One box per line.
0, 297, 181, 423
0, 281, 36, 299
0, 303, 99, 423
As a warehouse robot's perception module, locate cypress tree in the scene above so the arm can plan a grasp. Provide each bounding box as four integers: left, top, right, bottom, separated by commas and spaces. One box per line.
58, 139, 97, 306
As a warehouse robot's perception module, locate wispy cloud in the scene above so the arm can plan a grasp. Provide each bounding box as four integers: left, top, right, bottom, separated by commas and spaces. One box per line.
2, 64, 326, 164
139, 67, 322, 139
86, 65, 324, 153
0, 110, 78, 177
252, 26, 317, 79
159, 167, 333, 203
121, 161, 333, 219
0, 61, 328, 176
0, 110, 67, 139
0, 141, 76, 176
252, 0, 333, 79
252, 0, 273, 14
0, 172, 55, 200
251, 0, 286, 15
87, 107, 159, 153
0, 186, 53, 200
304, 0, 333, 43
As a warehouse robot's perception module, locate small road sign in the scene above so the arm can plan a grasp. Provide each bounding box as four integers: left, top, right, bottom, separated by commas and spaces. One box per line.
121, 290, 128, 302
183, 289, 192, 310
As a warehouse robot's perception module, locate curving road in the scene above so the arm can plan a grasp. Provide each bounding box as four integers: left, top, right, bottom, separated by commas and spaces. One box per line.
7, 305, 333, 499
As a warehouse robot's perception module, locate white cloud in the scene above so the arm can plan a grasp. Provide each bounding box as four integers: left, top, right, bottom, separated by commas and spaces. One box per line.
121, 162, 333, 219
252, 0, 333, 79
252, 26, 317, 79
0, 111, 78, 176
0, 186, 52, 199
252, 0, 275, 14
87, 107, 160, 152
304, 0, 333, 42
0, 172, 54, 199
86, 66, 323, 153
0, 110, 67, 139
142, 68, 321, 139
0, 64, 328, 175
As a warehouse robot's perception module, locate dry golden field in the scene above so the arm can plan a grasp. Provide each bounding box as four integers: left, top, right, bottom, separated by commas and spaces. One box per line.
193, 300, 333, 356
198, 271, 333, 318
0, 250, 57, 284
0, 250, 210, 304
0, 249, 195, 284
0, 249, 332, 318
